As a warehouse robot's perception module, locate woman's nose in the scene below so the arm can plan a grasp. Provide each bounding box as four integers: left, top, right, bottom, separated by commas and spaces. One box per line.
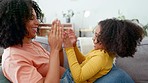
35, 19, 39, 25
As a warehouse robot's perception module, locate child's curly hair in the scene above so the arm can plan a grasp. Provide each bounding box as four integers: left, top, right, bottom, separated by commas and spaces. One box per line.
0, 0, 43, 48
98, 18, 144, 57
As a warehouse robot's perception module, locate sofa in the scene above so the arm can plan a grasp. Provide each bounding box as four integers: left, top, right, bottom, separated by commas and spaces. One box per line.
116, 37, 148, 83
0, 36, 148, 83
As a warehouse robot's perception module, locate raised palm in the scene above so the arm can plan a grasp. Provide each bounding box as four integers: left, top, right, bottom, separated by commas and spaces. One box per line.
66, 29, 77, 47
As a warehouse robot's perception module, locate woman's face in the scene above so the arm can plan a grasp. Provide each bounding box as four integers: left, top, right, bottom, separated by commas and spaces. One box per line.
92, 25, 104, 50
25, 9, 39, 39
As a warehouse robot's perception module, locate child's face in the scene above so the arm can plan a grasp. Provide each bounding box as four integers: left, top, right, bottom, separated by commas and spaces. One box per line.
93, 25, 104, 50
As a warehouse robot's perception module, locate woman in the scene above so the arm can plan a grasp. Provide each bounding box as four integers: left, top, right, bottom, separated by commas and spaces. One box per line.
63, 18, 144, 83
0, 0, 65, 83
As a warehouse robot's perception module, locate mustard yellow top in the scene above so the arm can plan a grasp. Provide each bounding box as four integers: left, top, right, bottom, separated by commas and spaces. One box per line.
65, 46, 115, 83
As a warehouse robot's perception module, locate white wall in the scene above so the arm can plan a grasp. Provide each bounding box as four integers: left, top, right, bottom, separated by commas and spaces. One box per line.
36, 0, 148, 36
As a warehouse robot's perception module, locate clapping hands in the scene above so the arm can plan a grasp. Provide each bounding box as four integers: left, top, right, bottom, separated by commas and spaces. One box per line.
48, 19, 63, 52
48, 19, 77, 51
63, 29, 77, 48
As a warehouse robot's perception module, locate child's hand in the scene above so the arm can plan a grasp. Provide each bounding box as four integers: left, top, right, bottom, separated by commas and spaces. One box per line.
63, 32, 73, 48
65, 29, 77, 47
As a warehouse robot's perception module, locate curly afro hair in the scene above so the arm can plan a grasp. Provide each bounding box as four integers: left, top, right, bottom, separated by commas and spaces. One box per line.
0, 0, 43, 48
97, 18, 144, 57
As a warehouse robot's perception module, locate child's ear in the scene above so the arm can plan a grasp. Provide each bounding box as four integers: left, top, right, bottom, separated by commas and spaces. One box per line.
98, 42, 102, 45
99, 42, 105, 49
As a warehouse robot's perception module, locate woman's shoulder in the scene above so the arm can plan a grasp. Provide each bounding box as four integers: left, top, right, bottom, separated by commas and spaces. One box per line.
32, 41, 41, 45
32, 41, 43, 47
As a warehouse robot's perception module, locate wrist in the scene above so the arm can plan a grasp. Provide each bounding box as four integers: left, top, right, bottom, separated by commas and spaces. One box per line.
59, 48, 63, 52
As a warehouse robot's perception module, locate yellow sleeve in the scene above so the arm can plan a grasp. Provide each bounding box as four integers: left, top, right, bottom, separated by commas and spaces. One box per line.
74, 46, 85, 63
65, 48, 109, 82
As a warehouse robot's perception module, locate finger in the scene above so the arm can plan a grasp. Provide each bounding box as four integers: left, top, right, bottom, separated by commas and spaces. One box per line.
50, 28, 53, 34
68, 31, 76, 38
51, 20, 56, 28
58, 20, 62, 36
52, 24, 56, 35
61, 25, 64, 38
56, 20, 60, 36
58, 20, 63, 35
69, 29, 74, 34
54, 20, 59, 35
47, 31, 51, 40
51, 20, 57, 35
64, 32, 68, 39
58, 21, 63, 38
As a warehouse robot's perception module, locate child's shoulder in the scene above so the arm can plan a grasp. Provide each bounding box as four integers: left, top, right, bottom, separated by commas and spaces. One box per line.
91, 49, 108, 54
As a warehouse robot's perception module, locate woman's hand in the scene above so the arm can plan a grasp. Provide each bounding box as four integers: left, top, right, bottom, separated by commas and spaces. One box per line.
48, 19, 63, 52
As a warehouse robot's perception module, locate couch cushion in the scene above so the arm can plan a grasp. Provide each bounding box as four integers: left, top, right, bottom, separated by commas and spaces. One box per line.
33, 36, 50, 51
116, 37, 148, 83
94, 65, 134, 83
0, 66, 11, 83
77, 37, 93, 55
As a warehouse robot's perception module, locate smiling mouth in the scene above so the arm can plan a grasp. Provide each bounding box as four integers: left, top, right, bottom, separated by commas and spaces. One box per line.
32, 28, 37, 32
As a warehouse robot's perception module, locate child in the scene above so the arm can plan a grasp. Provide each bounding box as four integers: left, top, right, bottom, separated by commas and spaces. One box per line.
62, 18, 144, 83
